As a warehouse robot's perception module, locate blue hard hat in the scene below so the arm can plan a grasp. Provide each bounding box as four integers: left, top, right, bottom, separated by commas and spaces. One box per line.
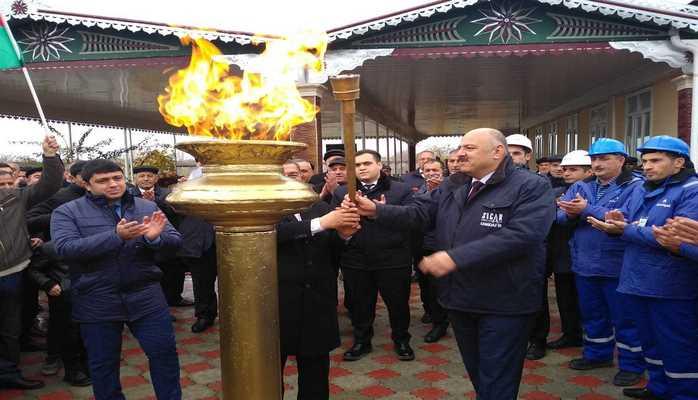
588, 138, 628, 157
637, 135, 690, 158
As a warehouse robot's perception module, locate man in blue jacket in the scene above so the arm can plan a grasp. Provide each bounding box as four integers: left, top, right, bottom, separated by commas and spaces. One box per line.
556, 138, 645, 387
590, 136, 698, 400
51, 159, 183, 400
344, 128, 554, 399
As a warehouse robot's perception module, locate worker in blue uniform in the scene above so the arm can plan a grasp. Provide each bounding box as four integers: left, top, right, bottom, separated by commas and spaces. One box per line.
556, 138, 645, 387
590, 136, 698, 400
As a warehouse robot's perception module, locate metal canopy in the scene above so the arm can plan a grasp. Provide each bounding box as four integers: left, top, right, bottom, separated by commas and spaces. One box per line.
0, 0, 693, 142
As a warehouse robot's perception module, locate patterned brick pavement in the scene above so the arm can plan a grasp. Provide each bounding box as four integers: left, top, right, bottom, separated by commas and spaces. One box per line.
2, 278, 641, 399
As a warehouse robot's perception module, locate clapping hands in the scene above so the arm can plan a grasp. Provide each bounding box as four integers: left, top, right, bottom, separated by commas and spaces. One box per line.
116, 211, 167, 241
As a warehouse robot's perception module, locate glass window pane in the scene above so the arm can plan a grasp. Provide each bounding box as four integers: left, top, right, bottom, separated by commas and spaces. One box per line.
641, 92, 652, 110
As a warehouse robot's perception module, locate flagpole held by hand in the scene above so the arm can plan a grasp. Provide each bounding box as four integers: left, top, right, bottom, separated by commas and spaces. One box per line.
1, 14, 51, 136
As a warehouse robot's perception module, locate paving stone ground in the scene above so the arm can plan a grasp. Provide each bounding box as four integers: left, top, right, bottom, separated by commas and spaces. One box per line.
2, 277, 642, 399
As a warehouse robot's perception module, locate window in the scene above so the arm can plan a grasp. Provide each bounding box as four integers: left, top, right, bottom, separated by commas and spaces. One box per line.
548, 122, 558, 156
534, 127, 544, 157
625, 90, 652, 154
565, 114, 579, 153
590, 103, 609, 143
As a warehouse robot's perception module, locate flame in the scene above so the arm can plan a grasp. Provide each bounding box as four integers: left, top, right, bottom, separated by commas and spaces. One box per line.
158, 31, 328, 140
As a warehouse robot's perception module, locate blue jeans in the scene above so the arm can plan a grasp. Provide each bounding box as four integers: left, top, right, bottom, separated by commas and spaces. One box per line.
0, 272, 23, 381
80, 307, 181, 400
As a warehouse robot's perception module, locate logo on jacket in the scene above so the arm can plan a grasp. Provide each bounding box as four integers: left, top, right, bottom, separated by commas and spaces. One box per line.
656, 198, 671, 208
480, 211, 503, 228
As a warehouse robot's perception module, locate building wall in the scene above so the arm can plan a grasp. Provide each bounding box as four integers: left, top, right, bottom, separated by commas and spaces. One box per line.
525, 75, 681, 169
652, 77, 679, 137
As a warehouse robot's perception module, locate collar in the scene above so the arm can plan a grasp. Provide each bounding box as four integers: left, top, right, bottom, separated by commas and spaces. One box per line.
362, 179, 379, 187
86, 190, 135, 209
644, 167, 696, 192
596, 176, 617, 187
139, 186, 155, 193
473, 171, 495, 185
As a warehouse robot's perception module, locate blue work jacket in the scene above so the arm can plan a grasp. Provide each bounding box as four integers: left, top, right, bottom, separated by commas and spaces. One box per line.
377, 157, 555, 315
556, 170, 643, 278
617, 168, 698, 300
51, 192, 182, 322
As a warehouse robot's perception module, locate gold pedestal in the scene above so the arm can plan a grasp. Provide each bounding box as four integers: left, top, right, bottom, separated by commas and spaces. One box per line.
167, 139, 318, 399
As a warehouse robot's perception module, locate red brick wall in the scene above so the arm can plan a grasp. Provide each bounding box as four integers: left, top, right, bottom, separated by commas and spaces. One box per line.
290, 95, 322, 172
678, 88, 692, 144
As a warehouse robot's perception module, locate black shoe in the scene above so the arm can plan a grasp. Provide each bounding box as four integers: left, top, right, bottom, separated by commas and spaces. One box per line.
169, 297, 195, 307
614, 371, 643, 387
569, 357, 613, 370
547, 335, 583, 349
191, 318, 214, 333
420, 314, 432, 324
343, 343, 372, 361
41, 356, 62, 376
526, 342, 546, 360
0, 376, 45, 390
395, 342, 415, 361
64, 370, 92, 387
424, 324, 448, 343
622, 387, 663, 399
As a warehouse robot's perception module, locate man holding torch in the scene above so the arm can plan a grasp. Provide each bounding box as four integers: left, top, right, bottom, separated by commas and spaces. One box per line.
343, 128, 555, 399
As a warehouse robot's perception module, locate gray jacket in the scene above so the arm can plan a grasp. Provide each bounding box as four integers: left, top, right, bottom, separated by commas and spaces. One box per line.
0, 156, 64, 276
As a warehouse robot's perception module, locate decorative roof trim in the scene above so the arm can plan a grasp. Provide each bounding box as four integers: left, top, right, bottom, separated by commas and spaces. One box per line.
327, 0, 698, 41
5, 10, 257, 45
391, 42, 617, 58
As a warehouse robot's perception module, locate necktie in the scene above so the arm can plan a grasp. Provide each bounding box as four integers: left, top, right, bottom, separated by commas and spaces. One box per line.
466, 181, 484, 203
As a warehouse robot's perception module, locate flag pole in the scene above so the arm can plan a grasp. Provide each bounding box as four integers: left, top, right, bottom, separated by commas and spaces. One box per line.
1, 14, 50, 136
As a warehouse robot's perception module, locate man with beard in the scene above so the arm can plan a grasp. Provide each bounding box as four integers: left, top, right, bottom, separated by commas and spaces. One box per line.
506, 134, 533, 168
590, 136, 698, 400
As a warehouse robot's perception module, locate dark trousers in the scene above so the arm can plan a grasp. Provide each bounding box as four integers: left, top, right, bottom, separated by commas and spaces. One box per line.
20, 269, 39, 344
342, 267, 411, 344
553, 273, 582, 339
181, 246, 218, 321
0, 272, 22, 381
529, 279, 549, 345
449, 310, 534, 400
159, 260, 186, 306
282, 353, 330, 400
46, 292, 87, 373
415, 251, 448, 326
80, 307, 181, 400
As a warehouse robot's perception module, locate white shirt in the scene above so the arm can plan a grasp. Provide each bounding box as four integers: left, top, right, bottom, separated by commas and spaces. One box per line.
474, 171, 495, 185
294, 213, 324, 236
468, 171, 494, 197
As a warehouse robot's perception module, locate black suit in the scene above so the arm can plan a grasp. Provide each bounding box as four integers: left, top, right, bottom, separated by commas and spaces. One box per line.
332, 175, 414, 345
277, 201, 341, 399
129, 185, 185, 305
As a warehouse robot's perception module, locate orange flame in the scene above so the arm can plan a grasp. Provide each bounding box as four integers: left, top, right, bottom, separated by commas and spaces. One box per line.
158, 31, 328, 140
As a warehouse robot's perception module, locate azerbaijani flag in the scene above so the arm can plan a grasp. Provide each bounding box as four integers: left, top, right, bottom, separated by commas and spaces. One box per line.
0, 15, 22, 69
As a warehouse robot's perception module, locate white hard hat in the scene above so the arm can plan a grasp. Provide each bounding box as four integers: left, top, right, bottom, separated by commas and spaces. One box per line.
506, 134, 533, 152
560, 150, 591, 166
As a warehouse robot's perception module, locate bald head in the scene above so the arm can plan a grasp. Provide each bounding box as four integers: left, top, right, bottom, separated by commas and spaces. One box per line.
456, 128, 507, 179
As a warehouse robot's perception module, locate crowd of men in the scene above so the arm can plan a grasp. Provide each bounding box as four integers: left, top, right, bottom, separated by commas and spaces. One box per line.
0, 127, 697, 400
